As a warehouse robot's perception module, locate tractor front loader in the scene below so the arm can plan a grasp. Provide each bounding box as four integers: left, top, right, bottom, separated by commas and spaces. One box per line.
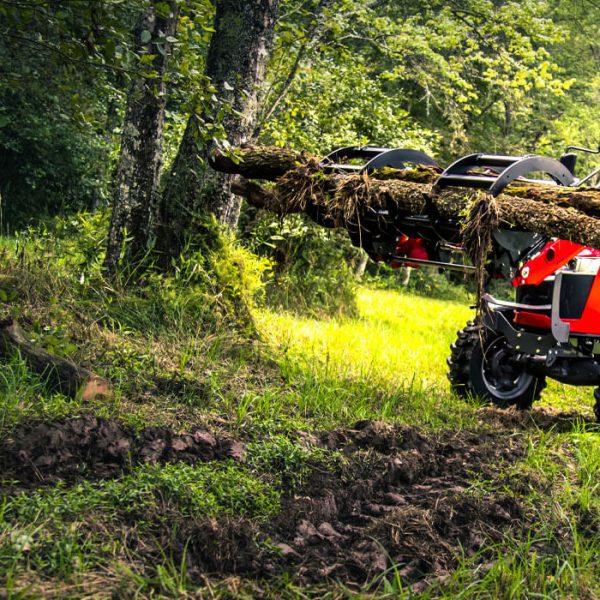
321, 144, 600, 419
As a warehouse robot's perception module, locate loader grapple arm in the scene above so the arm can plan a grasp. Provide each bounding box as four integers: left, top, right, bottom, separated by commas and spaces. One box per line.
433, 153, 575, 197
320, 146, 440, 174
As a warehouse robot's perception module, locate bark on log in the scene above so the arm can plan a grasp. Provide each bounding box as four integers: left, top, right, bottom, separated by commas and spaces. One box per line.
502, 182, 600, 220
211, 145, 311, 181
231, 173, 600, 249
211, 146, 600, 219
0, 318, 112, 401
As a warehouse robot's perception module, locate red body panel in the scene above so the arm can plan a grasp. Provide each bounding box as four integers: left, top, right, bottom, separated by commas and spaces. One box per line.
513, 239, 600, 337
390, 236, 429, 269
514, 311, 552, 330
567, 272, 600, 335
512, 240, 585, 287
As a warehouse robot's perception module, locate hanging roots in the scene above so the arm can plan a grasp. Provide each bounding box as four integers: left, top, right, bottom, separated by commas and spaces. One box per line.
276, 164, 387, 227
462, 194, 500, 306
331, 173, 377, 227
275, 159, 328, 215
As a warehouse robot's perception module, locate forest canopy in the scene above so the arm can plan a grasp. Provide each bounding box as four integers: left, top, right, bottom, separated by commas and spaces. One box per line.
0, 0, 598, 230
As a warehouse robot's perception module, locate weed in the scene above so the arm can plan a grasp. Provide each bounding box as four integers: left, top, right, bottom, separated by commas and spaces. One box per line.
247, 435, 336, 489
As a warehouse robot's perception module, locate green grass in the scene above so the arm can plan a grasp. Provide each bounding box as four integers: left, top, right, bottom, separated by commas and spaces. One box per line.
0, 229, 599, 599
255, 287, 597, 429
0, 357, 81, 436
0, 461, 281, 594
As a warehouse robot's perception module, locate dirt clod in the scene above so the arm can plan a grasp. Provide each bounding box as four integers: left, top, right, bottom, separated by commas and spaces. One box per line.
0, 415, 245, 484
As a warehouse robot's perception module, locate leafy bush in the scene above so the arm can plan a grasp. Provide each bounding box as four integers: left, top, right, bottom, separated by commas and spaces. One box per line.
246, 213, 359, 318
4, 212, 271, 334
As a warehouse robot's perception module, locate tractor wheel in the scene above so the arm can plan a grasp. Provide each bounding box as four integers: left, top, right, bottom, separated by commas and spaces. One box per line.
447, 320, 546, 409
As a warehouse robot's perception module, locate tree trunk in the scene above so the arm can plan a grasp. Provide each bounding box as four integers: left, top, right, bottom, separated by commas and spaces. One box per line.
104, 1, 178, 275
157, 0, 280, 263
355, 250, 370, 278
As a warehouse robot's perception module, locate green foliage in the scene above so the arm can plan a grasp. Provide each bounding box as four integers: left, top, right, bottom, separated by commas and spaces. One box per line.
531, 3, 600, 167
0, 1, 144, 228
7, 212, 270, 335
262, 58, 440, 154
0, 357, 50, 435
368, 263, 475, 303
263, 0, 577, 158
247, 214, 359, 318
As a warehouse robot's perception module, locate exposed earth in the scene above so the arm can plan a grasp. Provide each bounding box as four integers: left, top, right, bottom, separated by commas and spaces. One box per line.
3, 410, 590, 592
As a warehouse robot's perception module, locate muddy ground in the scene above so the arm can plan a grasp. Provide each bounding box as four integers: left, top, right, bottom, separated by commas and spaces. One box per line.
174, 419, 530, 590
0, 410, 592, 591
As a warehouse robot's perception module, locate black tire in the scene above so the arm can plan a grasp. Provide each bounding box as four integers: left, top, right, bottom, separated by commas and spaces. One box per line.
447, 320, 546, 409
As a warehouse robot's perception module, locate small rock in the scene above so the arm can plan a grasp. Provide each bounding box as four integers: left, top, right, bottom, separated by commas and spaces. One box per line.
318, 522, 343, 538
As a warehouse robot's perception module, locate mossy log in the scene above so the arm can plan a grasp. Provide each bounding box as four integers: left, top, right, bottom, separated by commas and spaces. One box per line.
210, 145, 311, 181
0, 317, 112, 401
231, 172, 600, 249
212, 145, 600, 220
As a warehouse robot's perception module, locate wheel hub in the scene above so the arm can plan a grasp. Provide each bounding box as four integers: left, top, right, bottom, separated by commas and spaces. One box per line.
481, 337, 535, 401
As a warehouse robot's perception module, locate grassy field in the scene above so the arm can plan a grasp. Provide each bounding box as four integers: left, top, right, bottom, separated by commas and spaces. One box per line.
0, 251, 599, 599
258, 287, 595, 427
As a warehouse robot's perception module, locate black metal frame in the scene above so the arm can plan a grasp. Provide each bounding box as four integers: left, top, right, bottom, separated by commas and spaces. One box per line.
318, 146, 590, 277
320, 146, 439, 174
433, 153, 575, 197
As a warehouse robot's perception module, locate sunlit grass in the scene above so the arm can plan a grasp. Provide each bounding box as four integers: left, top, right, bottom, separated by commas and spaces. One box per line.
257, 286, 596, 424
259, 287, 473, 388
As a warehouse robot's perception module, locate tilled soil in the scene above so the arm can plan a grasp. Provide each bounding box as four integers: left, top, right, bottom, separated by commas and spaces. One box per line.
0, 415, 245, 484
0, 412, 578, 590
172, 419, 531, 589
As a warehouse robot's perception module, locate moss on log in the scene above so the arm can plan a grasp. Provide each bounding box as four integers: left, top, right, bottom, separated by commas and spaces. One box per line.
230, 167, 600, 249
210, 145, 311, 181
212, 145, 600, 220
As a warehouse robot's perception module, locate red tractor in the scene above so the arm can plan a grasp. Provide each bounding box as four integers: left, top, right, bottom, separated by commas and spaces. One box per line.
320, 145, 600, 419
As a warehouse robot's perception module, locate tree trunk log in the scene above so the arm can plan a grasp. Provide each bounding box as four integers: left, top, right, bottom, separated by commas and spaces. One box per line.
211, 145, 311, 181
228, 173, 600, 249
0, 318, 112, 401
211, 145, 600, 219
